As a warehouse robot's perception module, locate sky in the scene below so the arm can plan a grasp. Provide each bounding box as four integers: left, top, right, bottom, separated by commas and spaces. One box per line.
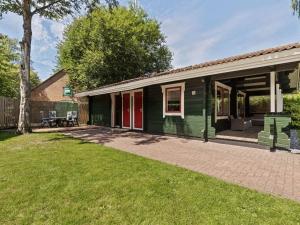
0, 0, 300, 80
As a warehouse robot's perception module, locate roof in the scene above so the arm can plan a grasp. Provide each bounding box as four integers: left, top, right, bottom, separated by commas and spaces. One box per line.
32, 69, 66, 91
76, 42, 300, 97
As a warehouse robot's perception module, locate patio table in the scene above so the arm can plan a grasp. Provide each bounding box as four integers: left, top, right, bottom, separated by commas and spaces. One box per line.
42, 117, 67, 127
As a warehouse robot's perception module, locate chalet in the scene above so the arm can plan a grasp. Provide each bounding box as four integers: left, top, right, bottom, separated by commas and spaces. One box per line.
75, 43, 300, 150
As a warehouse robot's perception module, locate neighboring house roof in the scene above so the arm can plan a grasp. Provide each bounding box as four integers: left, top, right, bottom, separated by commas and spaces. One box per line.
31, 69, 66, 91
76, 42, 300, 97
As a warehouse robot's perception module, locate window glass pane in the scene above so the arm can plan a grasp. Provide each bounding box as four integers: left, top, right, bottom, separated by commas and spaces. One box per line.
167, 88, 181, 112
223, 89, 229, 115
217, 87, 222, 116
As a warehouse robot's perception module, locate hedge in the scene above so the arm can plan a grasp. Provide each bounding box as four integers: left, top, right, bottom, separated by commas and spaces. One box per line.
284, 93, 300, 128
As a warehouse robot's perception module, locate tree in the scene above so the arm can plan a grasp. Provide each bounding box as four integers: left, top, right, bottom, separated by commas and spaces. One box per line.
0, 0, 118, 134
0, 34, 40, 98
57, 6, 172, 91
292, 0, 300, 16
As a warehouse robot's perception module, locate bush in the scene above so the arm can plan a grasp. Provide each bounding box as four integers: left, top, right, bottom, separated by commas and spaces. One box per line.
284, 93, 300, 128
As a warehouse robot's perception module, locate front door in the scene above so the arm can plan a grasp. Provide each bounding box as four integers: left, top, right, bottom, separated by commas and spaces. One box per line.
122, 93, 130, 128
134, 91, 143, 130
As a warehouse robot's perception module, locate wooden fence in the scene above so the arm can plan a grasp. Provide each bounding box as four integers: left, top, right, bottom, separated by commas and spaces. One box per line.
0, 96, 19, 129
0, 96, 89, 129
78, 101, 89, 125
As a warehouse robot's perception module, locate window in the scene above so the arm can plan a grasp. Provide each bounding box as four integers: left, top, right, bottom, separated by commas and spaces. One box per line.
161, 82, 185, 118
166, 87, 181, 112
215, 81, 231, 119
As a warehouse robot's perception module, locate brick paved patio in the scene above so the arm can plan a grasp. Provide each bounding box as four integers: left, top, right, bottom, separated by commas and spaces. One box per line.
64, 127, 300, 202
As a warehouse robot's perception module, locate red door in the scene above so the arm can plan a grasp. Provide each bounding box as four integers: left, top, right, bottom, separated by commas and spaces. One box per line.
122, 93, 130, 128
134, 91, 143, 129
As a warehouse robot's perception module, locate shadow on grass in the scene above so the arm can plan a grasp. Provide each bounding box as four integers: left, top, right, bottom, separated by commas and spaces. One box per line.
46, 134, 93, 145
62, 128, 170, 146
0, 130, 19, 142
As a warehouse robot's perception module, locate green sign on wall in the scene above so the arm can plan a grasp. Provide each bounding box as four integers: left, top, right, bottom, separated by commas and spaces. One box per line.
63, 87, 73, 96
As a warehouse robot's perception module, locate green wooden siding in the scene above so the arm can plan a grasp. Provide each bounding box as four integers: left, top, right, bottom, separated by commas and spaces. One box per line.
90, 94, 111, 126
144, 78, 214, 138
258, 114, 291, 149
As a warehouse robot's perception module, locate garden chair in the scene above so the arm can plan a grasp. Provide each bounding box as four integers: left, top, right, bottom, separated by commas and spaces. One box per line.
66, 111, 79, 127
48, 111, 57, 127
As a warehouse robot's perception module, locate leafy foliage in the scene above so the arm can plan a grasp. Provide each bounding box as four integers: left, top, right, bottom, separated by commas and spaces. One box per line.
0, 34, 40, 98
0, 0, 118, 19
292, 0, 300, 17
0, 0, 118, 133
284, 93, 300, 128
58, 6, 172, 91
249, 94, 300, 128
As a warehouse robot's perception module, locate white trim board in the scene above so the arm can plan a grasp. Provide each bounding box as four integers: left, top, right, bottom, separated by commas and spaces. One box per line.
110, 92, 120, 127
75, 47, 300, 97
132, 89, 144, 130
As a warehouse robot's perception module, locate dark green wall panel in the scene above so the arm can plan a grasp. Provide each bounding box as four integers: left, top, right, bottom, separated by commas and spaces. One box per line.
90, 94, 111, 126
144, 78, 209, 138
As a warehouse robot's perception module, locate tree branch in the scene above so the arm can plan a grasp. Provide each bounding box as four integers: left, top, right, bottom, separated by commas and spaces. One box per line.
31, 0, 63, 15
15, 0, 22, 7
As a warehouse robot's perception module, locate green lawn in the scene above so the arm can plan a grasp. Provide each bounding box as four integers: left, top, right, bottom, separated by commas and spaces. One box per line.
0, 132, 300, 225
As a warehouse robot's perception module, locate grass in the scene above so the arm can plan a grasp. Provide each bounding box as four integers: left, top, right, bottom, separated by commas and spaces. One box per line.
0, 132, 300, 225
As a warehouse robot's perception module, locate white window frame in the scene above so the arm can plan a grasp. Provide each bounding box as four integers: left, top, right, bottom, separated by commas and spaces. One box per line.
215, 81, 232, 120
110, 92, 120, 127
161, 82, 185, 119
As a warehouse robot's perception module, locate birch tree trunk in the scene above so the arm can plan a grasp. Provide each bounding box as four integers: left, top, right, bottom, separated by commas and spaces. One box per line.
17, 0, 32, 134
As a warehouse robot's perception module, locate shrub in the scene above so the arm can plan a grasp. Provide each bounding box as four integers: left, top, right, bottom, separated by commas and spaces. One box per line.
284, 93, 300, 128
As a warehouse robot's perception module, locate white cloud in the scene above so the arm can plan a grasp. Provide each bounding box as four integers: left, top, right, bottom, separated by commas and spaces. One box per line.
32, 16, 49, 41
50, 21, 66, 41
166, 12, 251, 67
0, 12, 23, 39
161, 0, 299, 69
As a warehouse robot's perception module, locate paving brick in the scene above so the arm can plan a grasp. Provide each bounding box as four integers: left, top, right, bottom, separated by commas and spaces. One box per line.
64, 127, 300, 202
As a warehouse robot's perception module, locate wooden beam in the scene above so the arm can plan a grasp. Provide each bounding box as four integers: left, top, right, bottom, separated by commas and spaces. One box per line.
235, 77, 268, 85
247, 91, 271, 96
270, 71, 276, 112
238, 85, 269, 90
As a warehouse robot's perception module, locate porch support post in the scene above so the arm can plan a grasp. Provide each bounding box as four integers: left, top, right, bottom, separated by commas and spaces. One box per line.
204, 77, 210, 142
276, 84, 283, 113
270, 71, 276, 113
88, 96, 93, 125
110, 93, 115, 127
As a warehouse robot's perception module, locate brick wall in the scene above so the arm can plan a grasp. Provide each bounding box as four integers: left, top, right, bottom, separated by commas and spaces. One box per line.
31, 70, 76, 102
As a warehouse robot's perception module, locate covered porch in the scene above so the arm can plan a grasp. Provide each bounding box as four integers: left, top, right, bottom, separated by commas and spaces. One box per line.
212, 63, 299, 148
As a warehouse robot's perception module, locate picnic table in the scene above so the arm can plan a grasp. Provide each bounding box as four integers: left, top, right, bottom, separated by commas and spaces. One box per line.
41, 111, 79, 128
